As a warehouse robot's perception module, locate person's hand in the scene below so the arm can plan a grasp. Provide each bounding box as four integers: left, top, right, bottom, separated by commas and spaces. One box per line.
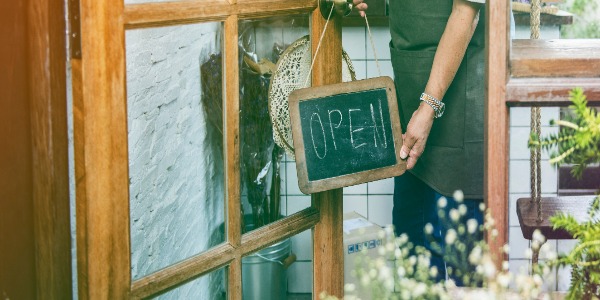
400, 102, 435, 170
353, 0, 368, 17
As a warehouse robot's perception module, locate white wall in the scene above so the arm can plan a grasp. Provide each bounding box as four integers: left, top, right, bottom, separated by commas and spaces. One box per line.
126, 22, 225, 299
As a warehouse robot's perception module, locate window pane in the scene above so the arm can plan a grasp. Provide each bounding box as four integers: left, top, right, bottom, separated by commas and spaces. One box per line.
238, 15, 309, 232
126, 22, 225, 279
150, 267, 227, 300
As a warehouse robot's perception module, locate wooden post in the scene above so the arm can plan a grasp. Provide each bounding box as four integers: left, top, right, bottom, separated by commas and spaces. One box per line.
77, 0, 130, 295
484, 0, 510, 266
311, 6, 344, 299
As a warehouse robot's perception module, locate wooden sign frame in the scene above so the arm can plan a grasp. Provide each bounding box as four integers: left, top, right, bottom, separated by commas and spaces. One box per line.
289, 76, 406, 194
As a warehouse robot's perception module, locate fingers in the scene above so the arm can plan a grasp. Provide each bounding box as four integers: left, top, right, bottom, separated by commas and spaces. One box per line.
352, 1, 368, 17
401, 132, 425, 170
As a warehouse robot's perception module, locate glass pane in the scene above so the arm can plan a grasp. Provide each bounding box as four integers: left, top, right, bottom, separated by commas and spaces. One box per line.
238, 15, 310, 232
510, 1, 600, 39
150, 267, 227, 300
242, 229, 313, 299
126, 22, 225, 280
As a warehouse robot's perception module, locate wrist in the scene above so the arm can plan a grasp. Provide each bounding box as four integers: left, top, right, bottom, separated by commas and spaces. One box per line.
419, 102, 436, 120
419, 92, 445, 118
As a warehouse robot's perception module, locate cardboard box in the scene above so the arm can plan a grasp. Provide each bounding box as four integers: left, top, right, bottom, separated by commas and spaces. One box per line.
343, 211, 395, 300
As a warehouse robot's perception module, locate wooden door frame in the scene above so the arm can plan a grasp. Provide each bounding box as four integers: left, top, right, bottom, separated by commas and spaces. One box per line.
73, 0, 344, 298
28, 0, 74, 296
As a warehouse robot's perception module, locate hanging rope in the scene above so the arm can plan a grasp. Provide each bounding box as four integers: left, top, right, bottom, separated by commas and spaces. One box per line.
530, 0, 543, 224
365, 13, 382, 77
529, 0, 546, 268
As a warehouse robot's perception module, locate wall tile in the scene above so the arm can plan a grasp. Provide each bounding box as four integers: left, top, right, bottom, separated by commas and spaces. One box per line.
509, 160, 558, 194
288, 261, 313, 293
286, 162, 304, 196
365, 27, 391, 60
342, 27, 366, 60
286, 195, 311, 215
351, 60, 367, 80
366, 60, 394, 79
508, 259, 531, 290
509, 127, 557, 160
510, 107, 560, 127
557, 239, 578, 255
509, 226, 530, 259
367, 195, 394, 226
368, 177, 395, 195
556, 265, 572, 292
343, 195, 369, 217
344, 183, 368, 195
291, 228, 313, 261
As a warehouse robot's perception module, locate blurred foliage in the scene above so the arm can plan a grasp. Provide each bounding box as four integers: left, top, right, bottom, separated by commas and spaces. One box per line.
560, 0, 600, 38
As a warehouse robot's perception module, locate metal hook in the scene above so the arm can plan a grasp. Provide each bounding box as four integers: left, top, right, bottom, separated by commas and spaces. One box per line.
319, 0, 353, 19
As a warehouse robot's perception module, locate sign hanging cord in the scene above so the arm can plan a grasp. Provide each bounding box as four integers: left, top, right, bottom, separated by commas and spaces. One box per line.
304, 4, 336, 87
365, 14, 382, 77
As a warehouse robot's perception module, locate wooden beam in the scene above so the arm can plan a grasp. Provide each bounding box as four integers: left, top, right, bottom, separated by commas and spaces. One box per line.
240, 207, 320, 255
28, 0, 73, 295
506, 77, 600, 106
484, 0, 510, 266
77, 0, 130, 295
124, 0, 317, 29
511, 39, 600, 78
130, 243, 236, 299
223, 14, 242, 300
311, 5, 344, 298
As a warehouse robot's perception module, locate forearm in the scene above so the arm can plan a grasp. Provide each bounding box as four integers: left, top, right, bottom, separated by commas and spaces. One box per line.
425, 0, 482, 101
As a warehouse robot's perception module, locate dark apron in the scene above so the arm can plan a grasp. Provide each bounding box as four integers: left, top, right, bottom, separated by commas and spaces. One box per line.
389, 0, 485, 198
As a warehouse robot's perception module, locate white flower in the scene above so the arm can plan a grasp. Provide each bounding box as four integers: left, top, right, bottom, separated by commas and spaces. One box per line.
424, 223, 434, 235
378, 247, 386, 256
467, 218, 478, 234
458, 204, 467, 216
496, 273, 511, 288
409, 256, 417, 266
468, 245, 482, 264
377, 230, 385, 239
479, 202, 486, 212
525, 248, 533, 259
397, 266, 406, 277
502, 244, 510, 254
429, 266, 438, 278
369, 268, 377, 278
449, 209, 460, 222
491, 229, 498, 237
361, 273, 370, 286
532, 229, 546, 244
395, 248, 402, 259
397, 234, 408, 245
438, 197, 447, 208
453, 190, 464, 202
445, 229, 457, 245
412, 282, 427, 298
502, 261, 509, 271
483, 258, 497, 278
344, 283, 356, 292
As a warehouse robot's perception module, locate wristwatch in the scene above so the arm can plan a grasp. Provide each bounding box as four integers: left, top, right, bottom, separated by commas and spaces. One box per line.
420, 92, 445, 119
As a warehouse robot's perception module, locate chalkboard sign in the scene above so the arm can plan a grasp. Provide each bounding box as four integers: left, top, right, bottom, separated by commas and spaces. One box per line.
289, 76, 406, 194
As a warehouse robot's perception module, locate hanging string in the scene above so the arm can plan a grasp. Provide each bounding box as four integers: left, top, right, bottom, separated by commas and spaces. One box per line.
530, 0, 543, 224
304, 3, 336, 87
365, 13, 382, 77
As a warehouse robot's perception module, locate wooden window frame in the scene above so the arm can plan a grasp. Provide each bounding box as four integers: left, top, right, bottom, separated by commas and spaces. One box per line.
485, 0, 600, 264
72, 0, 345, 299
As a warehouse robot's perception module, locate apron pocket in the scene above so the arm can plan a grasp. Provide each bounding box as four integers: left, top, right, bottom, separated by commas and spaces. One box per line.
390, 44, 465, 149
